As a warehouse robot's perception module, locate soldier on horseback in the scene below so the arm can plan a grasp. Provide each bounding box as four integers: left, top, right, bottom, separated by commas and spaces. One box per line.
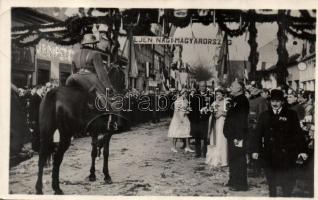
65, 26, 116, 111
35, 25, 129, 195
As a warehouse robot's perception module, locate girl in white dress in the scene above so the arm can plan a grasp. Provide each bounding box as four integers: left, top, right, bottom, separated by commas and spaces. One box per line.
168, 89, 194, 153
206, 89, 228, 167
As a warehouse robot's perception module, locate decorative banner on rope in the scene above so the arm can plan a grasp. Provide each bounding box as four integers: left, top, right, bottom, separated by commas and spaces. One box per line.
133, 36, 232, 45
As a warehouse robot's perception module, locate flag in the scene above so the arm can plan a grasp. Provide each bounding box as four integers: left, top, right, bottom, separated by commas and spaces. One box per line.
158, 9, 165, 23
243, 59, 248, 80
217, 33, 229, 83
146, 62, 150, 78
169, 24, 177, 37
129, 42, 138, 78
243, 59, 248, 84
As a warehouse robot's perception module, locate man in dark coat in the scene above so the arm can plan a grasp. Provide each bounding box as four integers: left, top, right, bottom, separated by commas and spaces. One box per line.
247, 87, 268, 176
189, 81, 213, 158
252, 89, 308, 197
223, 80, 249, 191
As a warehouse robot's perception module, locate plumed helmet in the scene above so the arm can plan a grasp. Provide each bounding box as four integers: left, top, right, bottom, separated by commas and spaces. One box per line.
81, 26, 99, 45
81, 33, 99, 45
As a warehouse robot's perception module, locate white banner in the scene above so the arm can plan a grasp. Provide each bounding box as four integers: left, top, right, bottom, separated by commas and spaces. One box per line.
133, 36, 232, 45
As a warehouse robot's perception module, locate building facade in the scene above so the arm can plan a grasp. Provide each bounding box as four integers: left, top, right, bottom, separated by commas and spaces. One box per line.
12, 8, 75, 88
257, 38, 315, 91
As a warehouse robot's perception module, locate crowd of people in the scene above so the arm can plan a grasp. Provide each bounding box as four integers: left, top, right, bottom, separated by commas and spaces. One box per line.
167, 80, 314, 197
11, 82, 172, 159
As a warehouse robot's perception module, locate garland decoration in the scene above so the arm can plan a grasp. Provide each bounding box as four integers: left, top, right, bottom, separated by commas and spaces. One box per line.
247, 10, 259, 81
276, 10, 289, 86
167, 9, 193, 29
11, 9, 316, 47
216, 11, 249, 37
286, 26, 316, 42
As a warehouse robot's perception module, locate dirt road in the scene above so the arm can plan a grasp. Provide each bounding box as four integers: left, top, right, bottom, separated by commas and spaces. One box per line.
9, 118, 269, 196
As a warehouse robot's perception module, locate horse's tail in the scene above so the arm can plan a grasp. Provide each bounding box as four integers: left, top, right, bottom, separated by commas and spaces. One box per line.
38, 89, 57, 161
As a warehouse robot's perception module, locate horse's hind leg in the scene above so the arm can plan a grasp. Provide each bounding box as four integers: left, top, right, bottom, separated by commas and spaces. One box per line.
103, 133, 113, 184
89, 133, 98, 181
35, 144, 51, 194
51, 136, 71, 195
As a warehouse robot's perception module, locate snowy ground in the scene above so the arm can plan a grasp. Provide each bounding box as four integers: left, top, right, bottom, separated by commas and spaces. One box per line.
10, 118, 272, 196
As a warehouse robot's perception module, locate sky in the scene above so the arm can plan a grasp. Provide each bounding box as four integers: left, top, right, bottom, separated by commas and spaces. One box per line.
174, 22, 279, 66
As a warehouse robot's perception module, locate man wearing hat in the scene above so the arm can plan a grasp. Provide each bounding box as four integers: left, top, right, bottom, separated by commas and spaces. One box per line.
252, 89, 308, 197
66, 26, 116, 110
223, 80, 249, 191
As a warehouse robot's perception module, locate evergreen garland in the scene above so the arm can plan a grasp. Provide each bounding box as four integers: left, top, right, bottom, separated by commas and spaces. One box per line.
276, 10, 289, 86
286, 26, 316, 41
11, 9, 316, 47
216, 11, 249, 37
247, 10, 259, 81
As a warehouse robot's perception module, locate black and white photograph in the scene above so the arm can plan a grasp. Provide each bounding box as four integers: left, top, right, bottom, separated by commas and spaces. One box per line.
0, 1, 316, 198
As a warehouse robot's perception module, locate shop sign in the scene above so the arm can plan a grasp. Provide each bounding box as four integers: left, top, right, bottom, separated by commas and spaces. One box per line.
134, 36, 232, 45
36, 40, 74, 63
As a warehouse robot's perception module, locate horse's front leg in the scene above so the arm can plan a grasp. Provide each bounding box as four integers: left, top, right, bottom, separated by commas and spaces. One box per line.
52, 137, 71, 195
103, 133, 112, 184
89, 133, 98, 181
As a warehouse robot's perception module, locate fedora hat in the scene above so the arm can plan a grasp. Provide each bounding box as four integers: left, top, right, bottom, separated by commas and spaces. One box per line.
270, 89, 284, 101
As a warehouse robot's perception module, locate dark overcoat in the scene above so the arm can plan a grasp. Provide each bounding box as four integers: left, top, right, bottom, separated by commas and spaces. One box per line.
189, 91, 213, 139
253, 106, 307, 169
223, 94, 249, 140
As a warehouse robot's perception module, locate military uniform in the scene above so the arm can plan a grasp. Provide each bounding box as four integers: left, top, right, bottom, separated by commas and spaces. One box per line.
66, 47, 114, 96
189, 91, 213, 157
253, 106, 307, 196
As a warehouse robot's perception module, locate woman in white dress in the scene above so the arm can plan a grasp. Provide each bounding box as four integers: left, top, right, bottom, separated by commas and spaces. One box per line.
168, 89, 194, 153
206, 89, 228, 167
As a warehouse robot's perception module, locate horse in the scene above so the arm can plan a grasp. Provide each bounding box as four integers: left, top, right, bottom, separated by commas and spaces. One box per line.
35, 86, 129, 195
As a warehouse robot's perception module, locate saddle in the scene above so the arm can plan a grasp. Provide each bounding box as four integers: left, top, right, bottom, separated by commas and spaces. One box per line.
83, 88, 130, 135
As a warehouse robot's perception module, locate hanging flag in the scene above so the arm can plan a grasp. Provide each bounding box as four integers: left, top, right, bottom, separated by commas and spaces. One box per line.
130, 42, 138, 78
146, 62, 150, 78
158, 9, 165, 23
216, 33, 229, 84
243, 59, 249, 83
169, 24, 177, 37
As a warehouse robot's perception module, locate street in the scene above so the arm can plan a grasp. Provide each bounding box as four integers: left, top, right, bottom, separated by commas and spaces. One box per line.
9, 118, 269, 196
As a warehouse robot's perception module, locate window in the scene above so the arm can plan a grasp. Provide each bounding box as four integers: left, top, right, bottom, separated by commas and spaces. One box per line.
37, 59, 50, 85
295, 80, 299, 91
11, 70, 32, 88
59, 63, 71, 86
